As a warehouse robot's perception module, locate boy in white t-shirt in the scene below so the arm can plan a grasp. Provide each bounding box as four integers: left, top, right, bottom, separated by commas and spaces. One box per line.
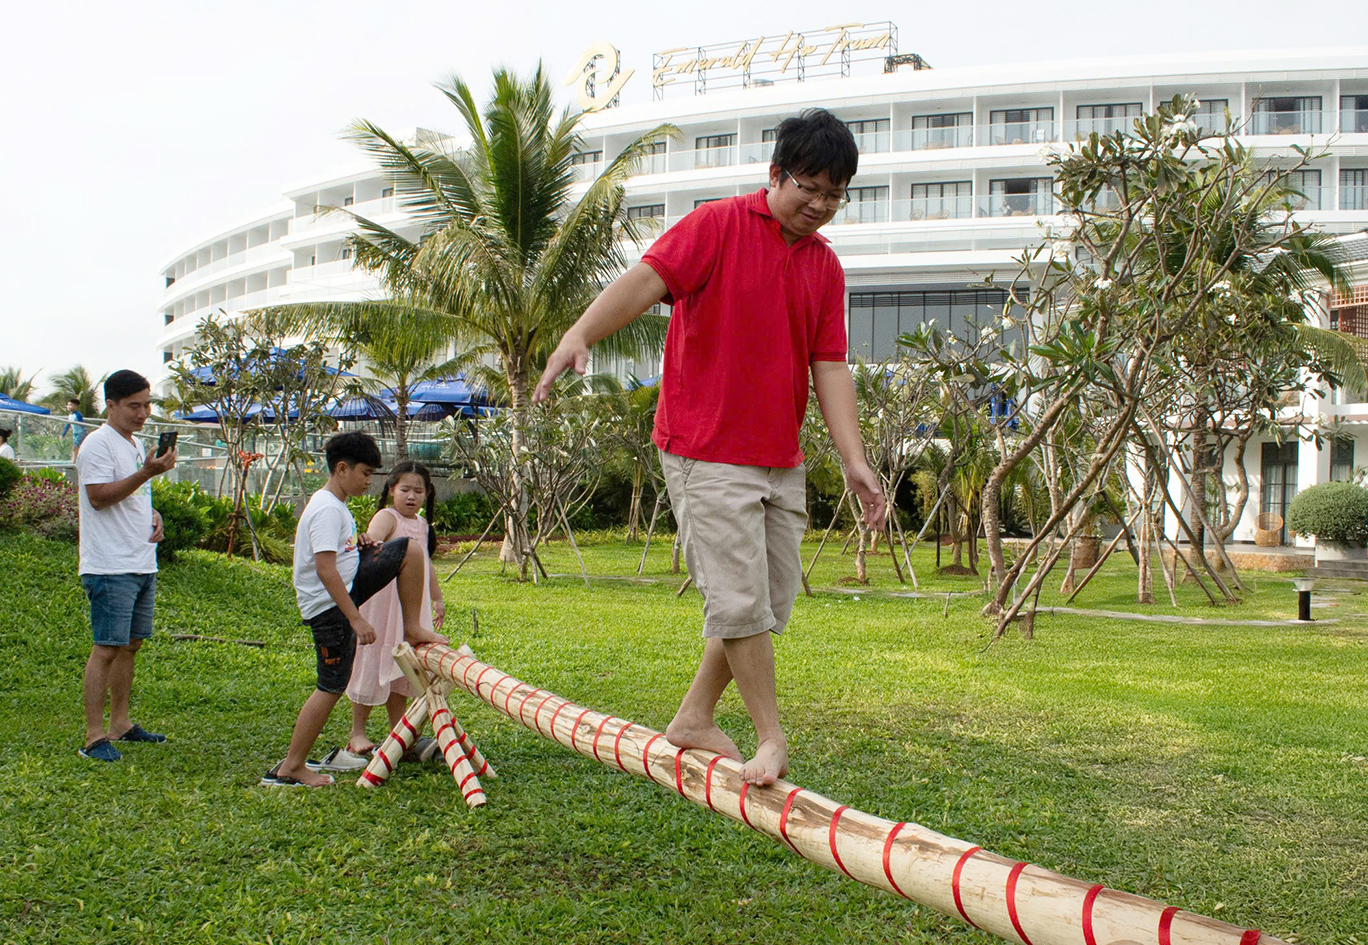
262, 432, 446, 788
76, 370, 178, 762
0, 426, 14, 462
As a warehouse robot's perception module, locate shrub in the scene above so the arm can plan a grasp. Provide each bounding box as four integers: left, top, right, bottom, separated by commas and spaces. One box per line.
432, 491, 495, 534
151, 480, 214, 563
0, 458, 20, 497
0, 473, 78, 542
347, 494, 378, 530
1286, 481, 1368, 545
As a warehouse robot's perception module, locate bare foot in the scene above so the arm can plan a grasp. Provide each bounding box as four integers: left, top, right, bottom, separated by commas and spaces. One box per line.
665, 717, 743, 762
739, 737, 788, 787
272, 762, 334, 787
405, 627, 448, 647
347, 738, 377, 755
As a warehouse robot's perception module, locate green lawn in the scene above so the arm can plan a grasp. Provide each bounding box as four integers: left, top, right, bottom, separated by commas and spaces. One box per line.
1, 531, 1364, 944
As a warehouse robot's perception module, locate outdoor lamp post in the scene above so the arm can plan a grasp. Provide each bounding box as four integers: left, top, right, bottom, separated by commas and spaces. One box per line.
1293, 577, 1315, 621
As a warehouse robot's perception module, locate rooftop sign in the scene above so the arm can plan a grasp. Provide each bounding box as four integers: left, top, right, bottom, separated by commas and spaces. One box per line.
651, 22, 899, 100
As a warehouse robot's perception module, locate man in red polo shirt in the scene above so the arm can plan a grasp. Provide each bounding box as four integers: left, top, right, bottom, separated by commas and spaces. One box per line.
534, 109, 884, 786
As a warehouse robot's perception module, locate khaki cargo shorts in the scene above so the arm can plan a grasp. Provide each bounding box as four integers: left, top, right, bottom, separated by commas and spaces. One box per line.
660, 450, 807, 639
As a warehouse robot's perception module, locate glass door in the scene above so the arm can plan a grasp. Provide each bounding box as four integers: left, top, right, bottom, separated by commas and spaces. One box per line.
1261, 442, 1299, 544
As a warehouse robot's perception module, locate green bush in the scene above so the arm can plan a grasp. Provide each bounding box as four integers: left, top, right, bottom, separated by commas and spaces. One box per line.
1286, 481, 1368, 545
151, 480, 214, 563
0, 458, 20, 497
0, 473, 78, 541
347, 494, 378, 530
432, 491, 495, 534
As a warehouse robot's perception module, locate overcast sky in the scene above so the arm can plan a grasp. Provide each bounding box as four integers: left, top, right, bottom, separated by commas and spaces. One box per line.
2, 0, 1364, 397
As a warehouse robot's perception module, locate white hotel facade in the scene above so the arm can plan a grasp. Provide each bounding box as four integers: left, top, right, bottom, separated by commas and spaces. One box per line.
157, 43, 1368, 546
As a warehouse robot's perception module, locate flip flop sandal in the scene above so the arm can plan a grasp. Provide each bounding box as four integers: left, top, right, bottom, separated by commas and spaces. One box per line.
260, 763, 334, 788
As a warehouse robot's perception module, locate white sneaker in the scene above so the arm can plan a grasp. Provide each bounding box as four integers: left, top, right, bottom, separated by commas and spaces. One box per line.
305, 747, 369, 772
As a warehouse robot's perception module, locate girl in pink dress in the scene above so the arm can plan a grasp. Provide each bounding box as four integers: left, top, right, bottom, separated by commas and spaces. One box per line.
346, 461, 446, 754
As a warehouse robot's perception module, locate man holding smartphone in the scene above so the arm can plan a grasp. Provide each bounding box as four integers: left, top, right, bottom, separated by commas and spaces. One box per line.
76, 370, 177, 762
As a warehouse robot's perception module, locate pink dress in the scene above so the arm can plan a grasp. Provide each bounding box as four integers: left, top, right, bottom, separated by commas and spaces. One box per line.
346, 508, 433, 706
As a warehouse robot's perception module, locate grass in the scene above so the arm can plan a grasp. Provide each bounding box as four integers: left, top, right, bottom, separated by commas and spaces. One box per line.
1, 530, 1365, 944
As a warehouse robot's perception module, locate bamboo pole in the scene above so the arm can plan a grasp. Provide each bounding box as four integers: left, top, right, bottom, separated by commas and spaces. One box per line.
428, 691, 487, 807
395, 643, 495, 779
356, 692, 430, 788
637, 492, 664, 575
413, 642, 1285, 945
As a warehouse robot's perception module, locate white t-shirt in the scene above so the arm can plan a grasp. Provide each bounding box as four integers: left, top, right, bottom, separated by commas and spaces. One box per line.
76, 423, 157, 575
293, 489, 360, 619
0, 443, 14, 461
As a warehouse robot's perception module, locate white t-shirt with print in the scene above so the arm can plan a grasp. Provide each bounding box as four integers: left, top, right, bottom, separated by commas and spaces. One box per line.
76, 423, 157, 575
293, 489, 360, 619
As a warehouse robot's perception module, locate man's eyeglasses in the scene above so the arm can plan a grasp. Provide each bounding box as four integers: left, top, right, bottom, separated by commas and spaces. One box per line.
782, 168, 849, 209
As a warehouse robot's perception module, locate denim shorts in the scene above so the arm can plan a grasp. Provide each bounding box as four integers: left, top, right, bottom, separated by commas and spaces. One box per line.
82, 573, 157, 648
305, 538, 409, 693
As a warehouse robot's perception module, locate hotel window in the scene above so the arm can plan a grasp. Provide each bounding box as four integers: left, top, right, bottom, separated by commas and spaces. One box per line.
1264, 169, 1321, 209
1075, 103, 1141, 137
340, 247, 352, 260
840, 186, 889, 224
644, 141, 667, 174
846, 118, 890, 153
695, 133, 736, 168
381, 187, 394, 198
571, 150, 603, 166
1330, 285, 1368, 339
911, 113, 972, 150
989, 178, 1054, 216
1342, 169, 1368, 211
847, 288, 1022, 361
164, 312, 174, 325
1343, 95, 1368, 134
1193, 99, 1230, 135
1331, 439, 1356, 482
163, 350, 174, 364
694, 197, 725, 208
989, 107, 1054, 145
910, 181, 971, 220
626, 204, 665, 220
342, 196, 354, 207
1250, 96, 1322, 135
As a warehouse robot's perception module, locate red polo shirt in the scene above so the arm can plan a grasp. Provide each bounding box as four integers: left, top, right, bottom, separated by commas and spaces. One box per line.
643, 188, 848, 468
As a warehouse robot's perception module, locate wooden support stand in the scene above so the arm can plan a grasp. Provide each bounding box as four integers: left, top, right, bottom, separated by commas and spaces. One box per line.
410, 641, 1287, 945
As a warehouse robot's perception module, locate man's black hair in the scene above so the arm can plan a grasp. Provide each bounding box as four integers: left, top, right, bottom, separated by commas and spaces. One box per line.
104, 370, 150, 403
770, 108, 859, 188
0, 428, 10, 442
324, 431, 382, 472
67, 397, 79, 406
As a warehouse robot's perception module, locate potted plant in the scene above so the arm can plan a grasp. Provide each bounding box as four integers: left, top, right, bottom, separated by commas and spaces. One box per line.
1285, 482, 1368, 563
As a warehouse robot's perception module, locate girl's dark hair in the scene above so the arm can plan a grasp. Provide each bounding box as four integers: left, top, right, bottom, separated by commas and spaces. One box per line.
377, 460, 437, 556
770, 108, 859, 188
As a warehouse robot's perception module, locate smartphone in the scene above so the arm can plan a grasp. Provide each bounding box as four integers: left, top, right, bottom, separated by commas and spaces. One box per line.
156, 431, 178, 458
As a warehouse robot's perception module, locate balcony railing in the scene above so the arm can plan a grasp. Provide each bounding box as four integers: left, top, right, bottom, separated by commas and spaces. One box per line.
902, 125, 974, 151
986, 119, 1056, 146
1067, 116, 1140, 139
1341, 185, 1368, 211
985, 193, 1057, 217
850, 130, 892, 154
1341, 108, 1368, 134
1248, 109, 1326, 136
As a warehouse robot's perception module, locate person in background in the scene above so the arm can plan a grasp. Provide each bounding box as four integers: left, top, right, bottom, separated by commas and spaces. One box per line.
0, 427, 14, 462
76, 370, 177, 762
63, 397, 88, 461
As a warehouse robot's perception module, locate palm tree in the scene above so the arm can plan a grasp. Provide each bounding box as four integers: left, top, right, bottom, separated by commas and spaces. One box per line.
0, 367, 39, 402
271, 65, 672, 578
40, 365, 101, 416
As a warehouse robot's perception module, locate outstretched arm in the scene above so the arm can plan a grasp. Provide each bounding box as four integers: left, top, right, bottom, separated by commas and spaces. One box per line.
811, 360, 885, 529
533, 263, 668, 402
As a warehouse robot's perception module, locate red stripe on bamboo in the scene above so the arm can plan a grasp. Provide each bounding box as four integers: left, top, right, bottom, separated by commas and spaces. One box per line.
1082, 884, 1104, 945
532, 692, 556, 735
882, 823, 910, 899
704, 756, 722, 811
459, 772, 478, 791
828, 806, 853, 879
1240, 931, 1262, 945
778, 788, 804, 857
462, 657, 477, 690
399, 715, 418, 739
1006, 862, 1034, 945
473, 666, 496, 698
517, 688, 544, 725
463, 788, 484, 802
673, 748, 688, 796
591, 716, 616, 763
570, 708, 592, 753
951, 846, 982, 927
502, 678, 520, 716
612, 722, 634, 771
1158, 906, 1182, 945
359, 770, 383, 786
738, 782, 754, 828
548, 701, 571, 743
641, 733, 665, 784
377, 750, 394, 774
